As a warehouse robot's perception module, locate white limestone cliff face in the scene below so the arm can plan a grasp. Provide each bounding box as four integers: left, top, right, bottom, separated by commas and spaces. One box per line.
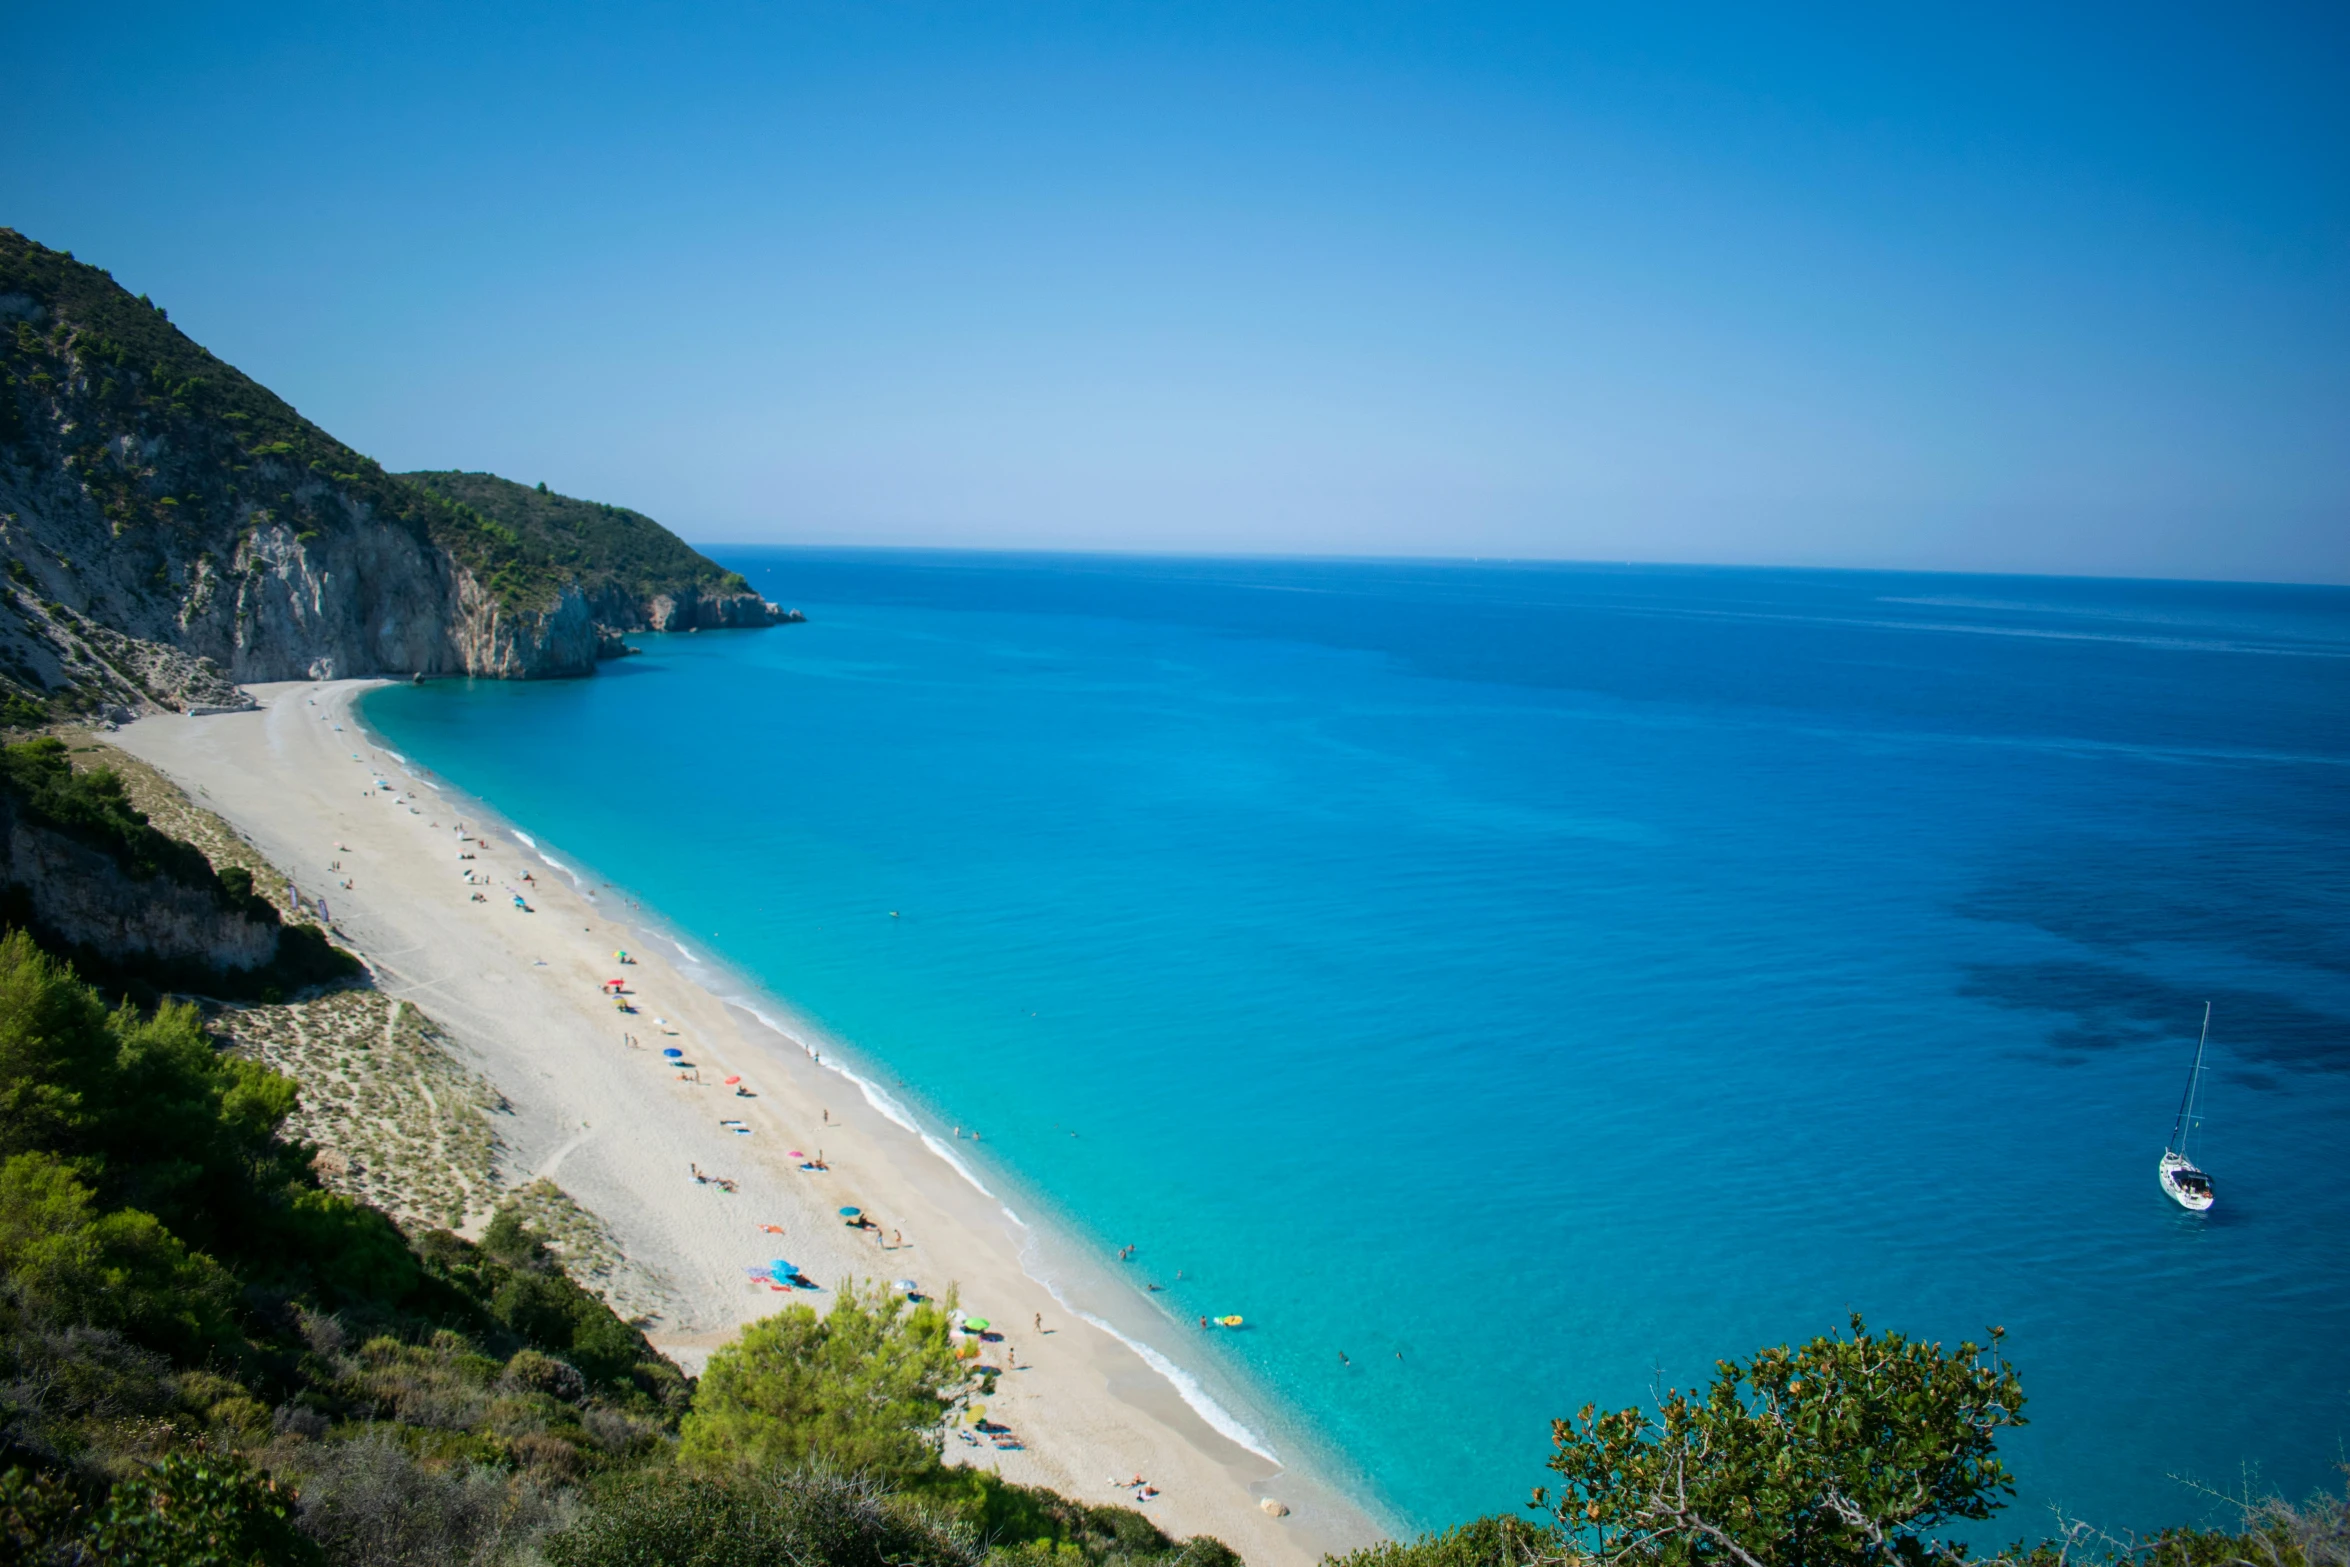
641, 587, 798, 631
0, 462, 614, 708
0, 261, 796, 714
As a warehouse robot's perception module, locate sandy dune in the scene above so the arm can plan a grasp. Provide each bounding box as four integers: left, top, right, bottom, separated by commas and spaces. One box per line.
111, 680, 1380, 1566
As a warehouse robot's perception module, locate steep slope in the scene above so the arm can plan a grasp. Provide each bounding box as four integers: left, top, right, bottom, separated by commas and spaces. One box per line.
401, 471, 798, 633
0, 229, 792, 717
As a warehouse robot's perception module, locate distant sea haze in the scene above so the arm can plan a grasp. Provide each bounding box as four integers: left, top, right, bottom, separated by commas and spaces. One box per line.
365, 553, 2350, 1539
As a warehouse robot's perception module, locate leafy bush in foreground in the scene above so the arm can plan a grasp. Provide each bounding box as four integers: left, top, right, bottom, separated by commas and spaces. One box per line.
1532, 1314, 2023, 1565
679, 1280, 968, 1481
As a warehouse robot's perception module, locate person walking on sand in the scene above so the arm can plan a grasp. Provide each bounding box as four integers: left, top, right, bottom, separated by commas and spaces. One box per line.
1034, 1312, 1042, 1333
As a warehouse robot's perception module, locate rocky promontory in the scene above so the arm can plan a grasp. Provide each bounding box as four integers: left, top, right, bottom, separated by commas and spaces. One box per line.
0, 229, 798, 719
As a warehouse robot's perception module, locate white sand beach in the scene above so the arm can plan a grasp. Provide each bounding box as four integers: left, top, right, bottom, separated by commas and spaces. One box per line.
110, 680, 1382, 1567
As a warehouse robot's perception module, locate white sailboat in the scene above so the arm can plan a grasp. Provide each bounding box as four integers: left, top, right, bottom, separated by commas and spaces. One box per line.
2158, 1003, 2216, 1212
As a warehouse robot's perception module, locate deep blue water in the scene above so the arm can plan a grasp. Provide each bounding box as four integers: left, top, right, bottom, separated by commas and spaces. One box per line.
363, 553, 2350, 1540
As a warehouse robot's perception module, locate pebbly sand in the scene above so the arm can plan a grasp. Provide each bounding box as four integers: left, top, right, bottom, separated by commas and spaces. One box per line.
109, 680, 1383, 1566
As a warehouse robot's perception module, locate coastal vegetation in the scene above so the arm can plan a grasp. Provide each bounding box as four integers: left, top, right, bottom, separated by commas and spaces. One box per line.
1346, 1319, 2350, 1566
400, 470, 758, 612
680, 1280, 968, 1478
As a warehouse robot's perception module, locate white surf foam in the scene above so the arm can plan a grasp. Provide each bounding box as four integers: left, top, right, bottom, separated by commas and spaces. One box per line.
535, 850, 586, 888
511, 829, 537, 848
1022, 1258, 1279, 1463
733, 1001, 1000, 1202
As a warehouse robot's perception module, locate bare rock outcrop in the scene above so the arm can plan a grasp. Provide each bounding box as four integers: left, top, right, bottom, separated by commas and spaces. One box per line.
0, 795, 280, 973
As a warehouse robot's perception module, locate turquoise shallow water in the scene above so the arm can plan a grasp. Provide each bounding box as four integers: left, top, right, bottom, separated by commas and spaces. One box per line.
363, 553, 2350, 1539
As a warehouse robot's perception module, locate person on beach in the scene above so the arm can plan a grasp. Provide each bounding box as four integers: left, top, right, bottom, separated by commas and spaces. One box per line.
891, 1229, 903, 1248
1034, 1312, 1043, 1333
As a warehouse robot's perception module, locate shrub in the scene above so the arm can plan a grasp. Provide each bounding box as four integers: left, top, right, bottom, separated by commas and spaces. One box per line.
291, 1425, 560, 1567
908, 1467, 1240, 1567
679, 1280, 968, 1481
85, 1448, 322, 1566
1324, 1514, 1564, 1567
544, 1465, 977, 1567
503, 1348, 587, 1403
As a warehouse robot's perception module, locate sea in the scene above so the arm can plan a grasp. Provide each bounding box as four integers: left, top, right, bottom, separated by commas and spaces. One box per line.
361, 551, 2350, 1542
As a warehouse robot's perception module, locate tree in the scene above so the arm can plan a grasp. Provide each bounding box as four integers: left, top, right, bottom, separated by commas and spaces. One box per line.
678, 1281, 970, 1480
1533, 1315, 2026, 1566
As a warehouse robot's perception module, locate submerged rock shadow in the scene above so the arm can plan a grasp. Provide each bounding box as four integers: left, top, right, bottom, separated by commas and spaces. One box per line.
1958, 959, 2350, 1076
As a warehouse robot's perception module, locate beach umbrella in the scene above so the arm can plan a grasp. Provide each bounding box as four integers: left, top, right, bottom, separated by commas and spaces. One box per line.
663, 1047, 684, 1059
837, 1206, 861, 1218
723, 1075, 741, 1084
768, 1259, 795, 1277
965, 1318, 990, 1332
893, 1279, 918, 1292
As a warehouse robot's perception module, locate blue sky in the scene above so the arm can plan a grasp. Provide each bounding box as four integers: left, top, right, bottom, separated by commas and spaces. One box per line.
8, 2, 2346, 580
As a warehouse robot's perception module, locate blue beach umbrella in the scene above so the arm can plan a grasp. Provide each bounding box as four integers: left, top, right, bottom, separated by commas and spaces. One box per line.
663, 1047, 684, 1059
838, 1206, 861, 1218
768, 1259, 795, 1277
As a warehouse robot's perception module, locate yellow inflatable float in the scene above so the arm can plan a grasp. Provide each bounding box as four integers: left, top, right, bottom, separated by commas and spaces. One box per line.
1218, 1315, 1244, 1328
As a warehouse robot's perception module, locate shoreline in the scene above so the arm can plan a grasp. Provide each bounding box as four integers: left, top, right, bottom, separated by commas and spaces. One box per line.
405, 727, 1302, 1474
109, 679, 1387, 1565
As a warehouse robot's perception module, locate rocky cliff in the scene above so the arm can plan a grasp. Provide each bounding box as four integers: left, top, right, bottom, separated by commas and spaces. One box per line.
0, 229, 796, 719
0, 737, 355, 997
398, 469, 803, 638
0, 793, 280, 972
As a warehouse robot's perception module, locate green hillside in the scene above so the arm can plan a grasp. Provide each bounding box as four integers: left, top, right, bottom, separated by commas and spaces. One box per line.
399, 470, 750, 608
0, 230, 567, 614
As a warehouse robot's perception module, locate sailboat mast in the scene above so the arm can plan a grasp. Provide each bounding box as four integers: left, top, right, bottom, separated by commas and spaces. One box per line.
2169, 1002, 2210, 1156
